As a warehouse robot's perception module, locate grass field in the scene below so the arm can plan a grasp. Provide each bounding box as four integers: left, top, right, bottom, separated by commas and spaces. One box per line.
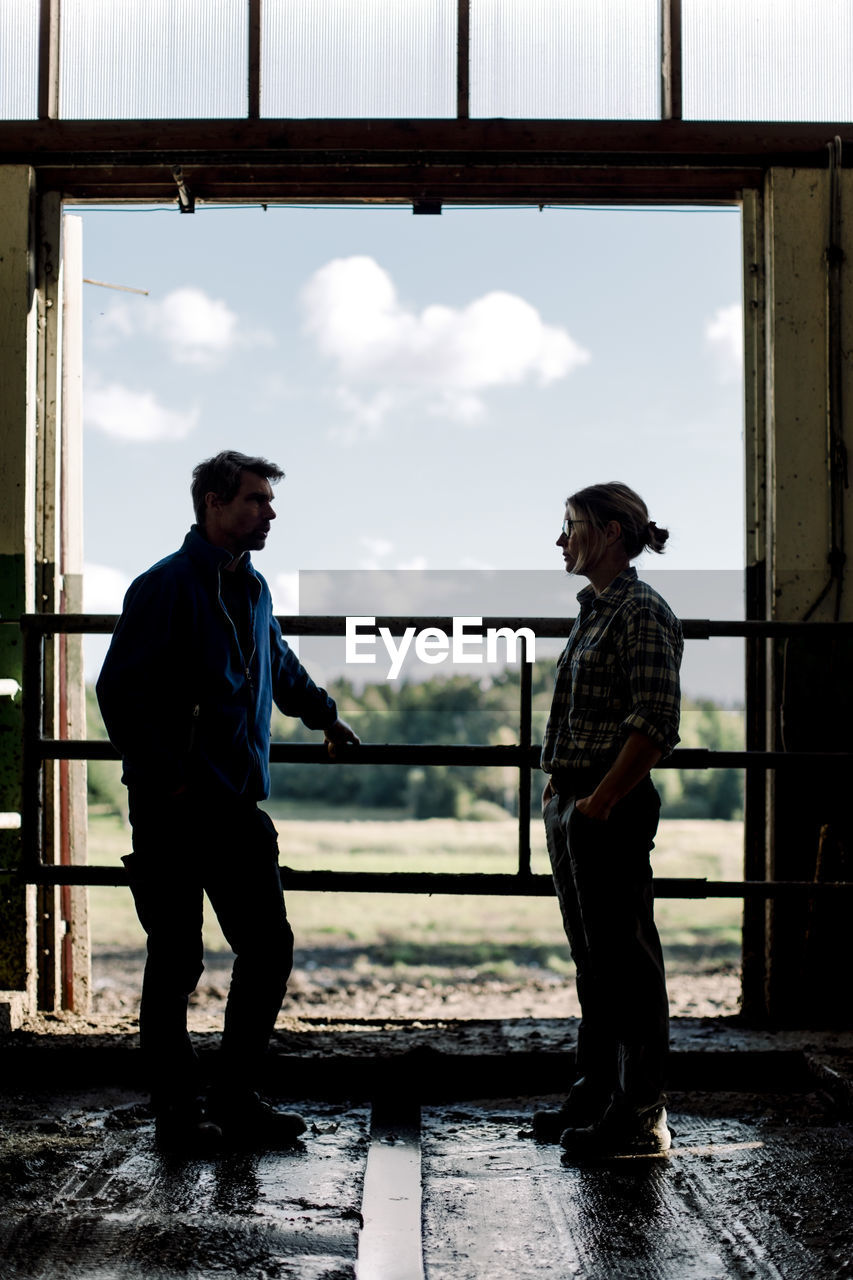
87, 811, 744, 969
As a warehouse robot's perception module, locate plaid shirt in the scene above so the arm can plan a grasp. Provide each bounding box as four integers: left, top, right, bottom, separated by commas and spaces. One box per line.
541, 567, 683, 772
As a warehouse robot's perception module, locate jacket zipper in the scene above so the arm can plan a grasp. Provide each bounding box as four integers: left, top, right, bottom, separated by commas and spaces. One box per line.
217, 566, 263, 786
217, 569, 253, 679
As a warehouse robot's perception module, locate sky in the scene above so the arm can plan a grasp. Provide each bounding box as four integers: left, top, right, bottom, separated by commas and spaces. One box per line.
77, 202, 745, 695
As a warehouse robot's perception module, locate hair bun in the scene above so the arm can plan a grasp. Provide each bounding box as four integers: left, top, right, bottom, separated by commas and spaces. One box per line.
647, 519, 669, 551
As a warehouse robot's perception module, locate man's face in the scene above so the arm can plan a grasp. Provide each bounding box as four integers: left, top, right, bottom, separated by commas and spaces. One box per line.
205, 470, 277, 555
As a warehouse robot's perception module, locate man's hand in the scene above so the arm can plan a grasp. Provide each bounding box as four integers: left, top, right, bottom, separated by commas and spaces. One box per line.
324, 717, 360, 759
541, 778, 554, 816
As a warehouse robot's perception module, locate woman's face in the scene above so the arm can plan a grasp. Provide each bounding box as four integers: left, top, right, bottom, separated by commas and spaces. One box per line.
556, 504, 589, 574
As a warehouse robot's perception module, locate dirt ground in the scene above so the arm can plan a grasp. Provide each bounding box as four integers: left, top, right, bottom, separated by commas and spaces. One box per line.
84, 947, 741, 1032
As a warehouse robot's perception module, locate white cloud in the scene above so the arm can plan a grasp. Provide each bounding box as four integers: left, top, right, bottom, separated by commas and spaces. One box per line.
83, 562, 131, 612
355, 536, 428, 571
271, 572, 301, 656
92, 302, 135, 345
271, 572, 299, 615
83, 562, 132, 681
328, 387, 396, 442
301, 256, 590, 429
705, 304, 743, 383
361, 536, 394, 561
96, 287, 274, 366
429, 391, 486, 425
85, 379, 199, 442
157, 287, 238, 364
358, 536, 393, 570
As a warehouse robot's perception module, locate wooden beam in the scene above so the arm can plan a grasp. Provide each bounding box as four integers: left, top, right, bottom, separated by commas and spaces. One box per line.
5, 117, 851, 205
43, 164, 763, 204
2, 118, 851, 163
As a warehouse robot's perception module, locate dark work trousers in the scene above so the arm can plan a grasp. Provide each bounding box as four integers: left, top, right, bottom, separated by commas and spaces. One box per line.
124, 788, 294, 1111
543, 770, 669, 1112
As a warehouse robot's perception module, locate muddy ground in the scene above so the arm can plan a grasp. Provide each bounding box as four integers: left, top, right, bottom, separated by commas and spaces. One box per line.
84, 947, 741, 1031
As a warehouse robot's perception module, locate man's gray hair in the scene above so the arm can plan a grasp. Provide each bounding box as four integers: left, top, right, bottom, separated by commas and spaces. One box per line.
191, 451, 285, 527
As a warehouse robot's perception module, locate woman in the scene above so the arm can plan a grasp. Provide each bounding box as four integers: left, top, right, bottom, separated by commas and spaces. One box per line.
535, 482, 683, 1156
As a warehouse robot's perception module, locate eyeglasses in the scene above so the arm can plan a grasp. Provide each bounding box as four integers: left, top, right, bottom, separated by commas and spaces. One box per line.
561, 518, 589, 538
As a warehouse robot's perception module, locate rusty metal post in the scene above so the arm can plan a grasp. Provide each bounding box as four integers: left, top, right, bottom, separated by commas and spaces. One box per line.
33, 190, 64, 1012
518, 640, 532, 878
59, 214, 89, 1014
741, 186, 769, 1021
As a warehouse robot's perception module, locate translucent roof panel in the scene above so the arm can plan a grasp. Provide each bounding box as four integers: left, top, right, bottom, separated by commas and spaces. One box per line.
684, 0, 853, 122
262, 0, 456, 118
60, 0, 248, 119
471, 0, 661, 120
1, 0, 39, 120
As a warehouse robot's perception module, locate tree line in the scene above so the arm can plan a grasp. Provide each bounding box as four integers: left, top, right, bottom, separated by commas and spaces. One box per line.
86, 672, 744, 821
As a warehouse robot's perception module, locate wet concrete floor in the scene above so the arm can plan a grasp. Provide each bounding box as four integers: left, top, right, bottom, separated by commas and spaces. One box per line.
424, 1093, 853, 1279
0, 1089, 370, 1279
2, 1086, 852, 1279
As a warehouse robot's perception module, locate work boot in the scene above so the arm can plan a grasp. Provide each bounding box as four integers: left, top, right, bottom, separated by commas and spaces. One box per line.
154, 1096, 222, 1155
560, 1101, 671, 1158
532, 1084, 607, 1142
208, 1090, 307, 1150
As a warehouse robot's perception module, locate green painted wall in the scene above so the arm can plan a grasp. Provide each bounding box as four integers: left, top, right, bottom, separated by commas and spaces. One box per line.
0, 553, 27, 988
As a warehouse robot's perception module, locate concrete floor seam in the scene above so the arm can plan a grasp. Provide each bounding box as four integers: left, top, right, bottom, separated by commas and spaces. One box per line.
357, 1101, 425, 1280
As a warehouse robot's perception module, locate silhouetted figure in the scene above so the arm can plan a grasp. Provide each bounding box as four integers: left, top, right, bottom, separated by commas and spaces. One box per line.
534, 482, 682, 1156
97, 451, 359, 1152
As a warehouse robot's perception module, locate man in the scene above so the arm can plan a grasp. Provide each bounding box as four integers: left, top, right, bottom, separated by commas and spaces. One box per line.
534, 482, 682, 1157
97, 450, 358, 1152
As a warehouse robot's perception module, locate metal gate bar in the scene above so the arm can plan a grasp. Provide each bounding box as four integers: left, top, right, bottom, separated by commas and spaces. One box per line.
13, 613, 853, 900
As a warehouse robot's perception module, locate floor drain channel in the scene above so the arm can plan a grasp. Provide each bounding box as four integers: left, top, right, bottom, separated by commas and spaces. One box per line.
357, 1098, 425, 1280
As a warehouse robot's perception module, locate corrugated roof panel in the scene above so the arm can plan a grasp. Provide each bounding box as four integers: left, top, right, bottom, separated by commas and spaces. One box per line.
261, 0, 456, 118
60, 0, 248, 119
471, 0, 661, 120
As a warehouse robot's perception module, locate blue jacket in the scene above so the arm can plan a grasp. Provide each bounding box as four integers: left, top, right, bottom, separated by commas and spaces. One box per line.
96, 527, 337, 800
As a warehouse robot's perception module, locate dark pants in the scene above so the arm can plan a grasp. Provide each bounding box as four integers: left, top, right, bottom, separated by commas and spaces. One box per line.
124, 789, 294, 1111
544, 770, 669, 1112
